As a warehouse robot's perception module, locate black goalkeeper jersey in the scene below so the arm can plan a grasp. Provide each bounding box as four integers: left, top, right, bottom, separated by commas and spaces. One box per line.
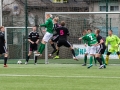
28, 31, 39, 44
56, 26, 69, 40
0, 31, 5, 46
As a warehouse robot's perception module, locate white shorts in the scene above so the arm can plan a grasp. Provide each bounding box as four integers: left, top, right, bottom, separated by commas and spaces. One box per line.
89, 45, 100, 55
85, 46, 90, 54
43, 32, 53, 42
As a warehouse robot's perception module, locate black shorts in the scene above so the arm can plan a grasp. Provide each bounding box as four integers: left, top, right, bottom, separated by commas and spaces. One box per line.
57, 40, 71, 47
97, 45, 106, 54
51, 35, 59, 42
0, 45, 7, 54
29, 44, 37, 51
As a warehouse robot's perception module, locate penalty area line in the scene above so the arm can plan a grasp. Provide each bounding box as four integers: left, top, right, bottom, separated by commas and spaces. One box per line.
0, 74, 120, 79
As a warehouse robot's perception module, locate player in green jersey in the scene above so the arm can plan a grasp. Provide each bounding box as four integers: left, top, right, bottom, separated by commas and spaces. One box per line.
82, 29, 97, 66
79, 29, 99, 69
105, 30, 120, 65
37, 14, 53, 56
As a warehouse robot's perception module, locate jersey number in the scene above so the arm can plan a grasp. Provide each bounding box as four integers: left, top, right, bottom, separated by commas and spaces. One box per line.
60, 30, 64, 35
89, 35, 93, 40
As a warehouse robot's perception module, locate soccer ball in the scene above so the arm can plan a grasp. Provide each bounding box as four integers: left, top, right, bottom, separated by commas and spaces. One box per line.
17, 60, 22, 64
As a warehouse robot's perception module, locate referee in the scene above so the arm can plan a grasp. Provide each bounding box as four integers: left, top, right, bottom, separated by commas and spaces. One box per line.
0, 26, 8, 67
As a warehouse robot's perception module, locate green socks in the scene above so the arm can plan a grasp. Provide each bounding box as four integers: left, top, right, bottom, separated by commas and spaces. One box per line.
84, 55, 87, 64
94, 56, 97, 64
90, 56, 93, 65
38, 43, 45, 54
101, 55, 105, 64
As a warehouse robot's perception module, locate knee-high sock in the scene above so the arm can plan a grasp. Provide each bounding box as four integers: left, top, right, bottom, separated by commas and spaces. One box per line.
96, 57, 102, 65
38, 43, 45, 54
118, 54, 120, 59
35, 56, 37, 63
101, 55, 105, 64
26, 56, 30, 62
84, 55, 87, 64
106, 55, 109, 64
71, 49, 75, 57
90, 56, 93, 65
94, 56, 97, 64
4, 57, 7, 65
51, 43, 56, 50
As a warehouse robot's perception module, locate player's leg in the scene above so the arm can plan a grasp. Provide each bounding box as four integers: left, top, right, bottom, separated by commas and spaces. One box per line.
82, 53, 88, 66
2, 46, 8, 67
105, 51, 111, 65
38, 32, 53, 55
116, 51, 120, 59
87, 46, 96, 69
94, 56, 97, 66
34, 44, 38, 64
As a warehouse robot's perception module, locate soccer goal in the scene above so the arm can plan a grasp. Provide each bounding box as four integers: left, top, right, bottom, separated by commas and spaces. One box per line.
42, 12, 120, 64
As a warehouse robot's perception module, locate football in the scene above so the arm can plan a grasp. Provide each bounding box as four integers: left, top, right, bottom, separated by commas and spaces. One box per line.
17, 60, 22, 64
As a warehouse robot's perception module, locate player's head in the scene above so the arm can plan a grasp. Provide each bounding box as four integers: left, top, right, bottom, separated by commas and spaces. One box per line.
95, 29, 100, 35
32, 26, 37, 32
82, 30, 87, 35
87, 29, 92, 33
45, 14, 52, 19
53, 17, 59, 24
61, 21, 65, 26
108, 30, 113, 36
0, 26, 5, 32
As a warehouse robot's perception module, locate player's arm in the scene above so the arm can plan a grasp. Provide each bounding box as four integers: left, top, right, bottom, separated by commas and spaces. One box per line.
28, 33, 34, 44
40, 20, 49, 27
105, 37, 108, 46
36, 33, 40, 44
66, 28, 70, 36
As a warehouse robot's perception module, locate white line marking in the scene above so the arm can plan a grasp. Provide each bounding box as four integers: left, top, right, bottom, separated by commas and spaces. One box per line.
0, 74, 120, 79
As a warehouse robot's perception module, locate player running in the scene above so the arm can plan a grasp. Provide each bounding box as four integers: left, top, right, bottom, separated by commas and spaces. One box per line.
79, 29, 99, 69
105, 30, 120, 65
0, 26, 8, 67
37, 14, 53, 56
82, 29, 97, 66
25, 26, 39, 65
95, 29, 106, 69
49, 17, 60, 59
55, 21, 78, 60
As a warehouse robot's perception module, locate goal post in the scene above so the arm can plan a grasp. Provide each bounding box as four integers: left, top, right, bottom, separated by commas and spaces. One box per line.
44, 12, 120, 64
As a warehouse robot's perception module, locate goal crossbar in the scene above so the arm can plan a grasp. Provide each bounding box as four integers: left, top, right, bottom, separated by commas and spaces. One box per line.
45, 12, 120, 14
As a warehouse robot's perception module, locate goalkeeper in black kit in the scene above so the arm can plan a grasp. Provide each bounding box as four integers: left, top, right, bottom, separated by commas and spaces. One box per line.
55, 21, 78, 61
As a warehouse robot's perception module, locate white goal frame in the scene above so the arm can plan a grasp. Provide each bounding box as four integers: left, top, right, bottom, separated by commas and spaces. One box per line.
43, 12, 120, 64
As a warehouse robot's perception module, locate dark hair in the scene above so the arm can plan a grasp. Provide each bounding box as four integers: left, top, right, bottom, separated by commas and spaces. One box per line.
109, 30, 113, 32
87, 29, 92, 32
61, 21, 65, 26
96, 29, 100, 34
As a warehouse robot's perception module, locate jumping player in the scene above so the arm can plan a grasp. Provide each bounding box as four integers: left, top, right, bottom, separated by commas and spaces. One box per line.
0, 26, 8, 67
38, 14, 53, 56
49, 17, 60, 59
82, 29, 97, 66
55, 21, 78, 60
79, 30, 99, 69
105, 30, 120, 65
95, 29, 106, 69
25, 26, 39, 65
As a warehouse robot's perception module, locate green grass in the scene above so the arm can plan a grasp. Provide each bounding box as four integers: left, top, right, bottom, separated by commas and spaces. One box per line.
0, 63, 120, 90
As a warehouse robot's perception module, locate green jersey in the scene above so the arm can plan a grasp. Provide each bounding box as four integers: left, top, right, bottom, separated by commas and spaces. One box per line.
105, 35, 120, 47
40, 18, 53, 34
82, 33, 98, 46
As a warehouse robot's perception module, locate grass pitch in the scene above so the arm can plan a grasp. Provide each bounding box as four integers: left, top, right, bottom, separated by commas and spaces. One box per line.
0, 61, 120, 90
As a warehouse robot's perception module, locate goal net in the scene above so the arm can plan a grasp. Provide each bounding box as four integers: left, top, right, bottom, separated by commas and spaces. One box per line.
44, 12, 120, 64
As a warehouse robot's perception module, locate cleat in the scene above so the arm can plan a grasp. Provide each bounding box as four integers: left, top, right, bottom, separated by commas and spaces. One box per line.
25, 62, 28, 65
53, 56, 60, 59
4, 65, 8, 67
87, 64, 93, 69
103, 64, 106, 68
73, 57, 79, 61
52, 49, 58, 55
82, 63, 86, 66
99, 65, 104, 69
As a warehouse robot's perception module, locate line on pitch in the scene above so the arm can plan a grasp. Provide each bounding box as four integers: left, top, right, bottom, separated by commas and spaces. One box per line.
0, 74, 120, 79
